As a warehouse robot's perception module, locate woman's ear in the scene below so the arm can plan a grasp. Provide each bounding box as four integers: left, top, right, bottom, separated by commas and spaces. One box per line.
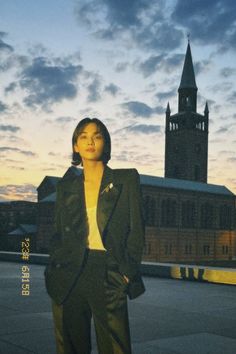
73, 143, 79, 153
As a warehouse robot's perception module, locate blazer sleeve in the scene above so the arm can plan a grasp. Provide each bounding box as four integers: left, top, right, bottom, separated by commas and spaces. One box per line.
48, 182, 63, 255
119, 168, 145, 280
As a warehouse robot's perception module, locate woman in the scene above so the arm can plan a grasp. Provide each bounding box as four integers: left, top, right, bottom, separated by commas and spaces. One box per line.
44, 117, 145, 354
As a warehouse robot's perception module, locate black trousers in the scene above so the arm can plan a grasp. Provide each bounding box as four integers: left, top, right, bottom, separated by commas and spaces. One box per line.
52, 249, 132, 354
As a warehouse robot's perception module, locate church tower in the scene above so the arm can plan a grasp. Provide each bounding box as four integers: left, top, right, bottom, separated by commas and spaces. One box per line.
164, 42, 209, 183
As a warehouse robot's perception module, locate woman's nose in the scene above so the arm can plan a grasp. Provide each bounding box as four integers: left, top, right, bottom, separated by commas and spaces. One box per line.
87, 137, 94, 145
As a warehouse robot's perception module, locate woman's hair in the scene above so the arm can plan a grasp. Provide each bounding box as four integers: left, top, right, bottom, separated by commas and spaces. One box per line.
71, 117, 111, 166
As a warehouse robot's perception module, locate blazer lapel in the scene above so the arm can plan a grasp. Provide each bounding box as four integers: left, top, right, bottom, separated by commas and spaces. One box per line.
97, 165, 122, 239
64, 165, 122, 241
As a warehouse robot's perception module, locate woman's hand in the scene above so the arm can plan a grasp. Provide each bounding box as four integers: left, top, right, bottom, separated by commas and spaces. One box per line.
123, 275, 129, 283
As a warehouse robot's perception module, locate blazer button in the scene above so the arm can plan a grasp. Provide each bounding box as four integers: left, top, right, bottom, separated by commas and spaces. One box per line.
65, 226, 70, 232
56, 263, 61, 268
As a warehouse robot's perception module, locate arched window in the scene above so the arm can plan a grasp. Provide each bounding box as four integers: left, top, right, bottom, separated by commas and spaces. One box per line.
219, 205, 231, 229
201, 203, 213, 229
144, 195, 156, 226
182, 201, 195, 228
161, 199, 177, 227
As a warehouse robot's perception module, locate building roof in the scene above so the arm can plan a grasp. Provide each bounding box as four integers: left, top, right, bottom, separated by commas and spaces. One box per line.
39, 192, 56, 203
179, 42, 197, 90
36, 176, 60, 191
140, 174, 234, 196
39, 167, 234, 202
8, 224, 37, 236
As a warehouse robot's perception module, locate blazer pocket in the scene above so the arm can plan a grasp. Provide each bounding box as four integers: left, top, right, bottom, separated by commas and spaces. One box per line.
105, 267, 129, 290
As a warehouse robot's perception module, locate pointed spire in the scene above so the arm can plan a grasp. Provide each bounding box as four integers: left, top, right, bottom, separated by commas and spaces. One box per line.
179, 42, 197, 90
166, 102, 171, 113
204, 101, 209, 114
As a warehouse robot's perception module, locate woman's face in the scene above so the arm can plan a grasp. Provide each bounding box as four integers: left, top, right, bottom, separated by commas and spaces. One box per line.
74, 122, 105, 163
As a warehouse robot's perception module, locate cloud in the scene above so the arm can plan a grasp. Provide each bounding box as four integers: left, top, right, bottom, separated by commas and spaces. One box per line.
4, 82, 17, 93
55, 116, 76, 124
18, 57, 83, 110
138, 53, 184, 77
0, 147, 36, 156
115, 62, 129, 72
0, 101, 8, 113
122, 123, 162, 134
122, 100, 164, 117
0, 183, 37, 202
0, 31, 13, 52
104, 83, 120, 96
0, 124, 20, 132
215, 127, 229, 134
75, 1, 183, 51
226, 90, 236, 104
87, 77, 102, 102
156, 88, 176, 102
172, 0, 236, 51
220, 67, 236, 78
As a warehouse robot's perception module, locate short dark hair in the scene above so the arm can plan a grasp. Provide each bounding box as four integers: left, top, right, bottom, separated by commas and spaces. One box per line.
71, 117, 111, 166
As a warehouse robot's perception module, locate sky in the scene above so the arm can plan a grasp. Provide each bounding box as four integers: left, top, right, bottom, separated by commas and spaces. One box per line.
0, 0, 236, 202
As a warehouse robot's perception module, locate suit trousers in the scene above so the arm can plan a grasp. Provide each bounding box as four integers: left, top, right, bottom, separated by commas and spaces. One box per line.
55, 249, 132, 354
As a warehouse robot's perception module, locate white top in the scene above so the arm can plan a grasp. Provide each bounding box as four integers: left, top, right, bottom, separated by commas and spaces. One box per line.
86, 205, 106, 251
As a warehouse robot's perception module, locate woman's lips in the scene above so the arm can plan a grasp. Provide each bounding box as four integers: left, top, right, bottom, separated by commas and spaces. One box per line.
86, 148, 95, 152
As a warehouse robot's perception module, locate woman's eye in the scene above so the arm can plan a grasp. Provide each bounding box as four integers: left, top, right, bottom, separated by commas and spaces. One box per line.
79, 135, 87, 139
95, 134, 103, 139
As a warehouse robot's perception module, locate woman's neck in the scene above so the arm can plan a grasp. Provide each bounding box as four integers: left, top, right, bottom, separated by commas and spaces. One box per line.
82, 161, 105, 183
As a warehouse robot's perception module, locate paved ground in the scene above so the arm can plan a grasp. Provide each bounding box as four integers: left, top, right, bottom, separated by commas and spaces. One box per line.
0, 261, 236, 354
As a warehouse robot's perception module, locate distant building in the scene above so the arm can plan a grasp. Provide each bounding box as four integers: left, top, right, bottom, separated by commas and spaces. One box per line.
0, 201, 37, 251
142, 175, 235, 262
8, 224, 37, 252
37, 176, 60, 202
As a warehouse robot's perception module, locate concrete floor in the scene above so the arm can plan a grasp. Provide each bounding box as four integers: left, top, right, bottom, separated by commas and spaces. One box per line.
0, 261, 236, 354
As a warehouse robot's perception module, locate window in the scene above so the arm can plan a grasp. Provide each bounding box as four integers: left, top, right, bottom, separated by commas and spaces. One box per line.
144, 196, 156, 226
219, 205, 231, 229
161, 199, 177, 227
203, 244, 210, 255
201, 203, 213, 229
143, 242, 151, 255
182, 201, 195, 228
222, 245, 229, 255
184, 244, 192, 255
164, 243, 172, 255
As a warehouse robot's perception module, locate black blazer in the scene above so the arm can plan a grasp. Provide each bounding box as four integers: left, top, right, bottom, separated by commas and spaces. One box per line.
44, 164, 146, 305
